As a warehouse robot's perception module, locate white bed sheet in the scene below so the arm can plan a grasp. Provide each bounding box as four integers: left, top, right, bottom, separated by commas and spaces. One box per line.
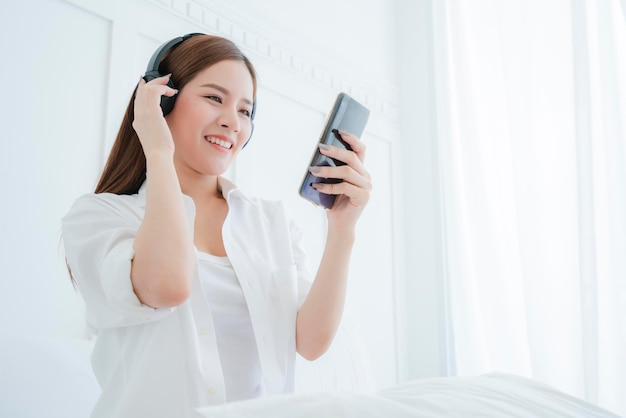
196, 372, 620, 418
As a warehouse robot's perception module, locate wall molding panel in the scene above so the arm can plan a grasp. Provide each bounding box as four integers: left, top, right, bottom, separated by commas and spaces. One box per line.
140, 0, 399, 131
64, 0, 399, 138
59, 0, 401, 390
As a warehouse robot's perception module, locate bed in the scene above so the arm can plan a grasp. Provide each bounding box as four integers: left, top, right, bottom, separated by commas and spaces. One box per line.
0, 334, 619, 418
196, 372, 619, 418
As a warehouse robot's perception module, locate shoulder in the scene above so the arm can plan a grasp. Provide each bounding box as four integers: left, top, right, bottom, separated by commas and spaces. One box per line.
220, 176, 284, 212
229, 189, 287, 214
226, 190, 301, 236
62, 191, 145, 224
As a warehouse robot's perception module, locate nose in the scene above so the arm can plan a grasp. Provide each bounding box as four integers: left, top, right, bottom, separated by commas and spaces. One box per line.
217, 106, 240, 132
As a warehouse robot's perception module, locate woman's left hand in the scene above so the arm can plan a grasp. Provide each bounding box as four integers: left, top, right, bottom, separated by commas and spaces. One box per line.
310, 131, 372, 233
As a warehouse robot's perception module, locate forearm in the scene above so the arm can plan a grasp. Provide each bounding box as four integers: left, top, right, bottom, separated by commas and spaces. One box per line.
296, 228, 355, 360
131, 150, 195, 308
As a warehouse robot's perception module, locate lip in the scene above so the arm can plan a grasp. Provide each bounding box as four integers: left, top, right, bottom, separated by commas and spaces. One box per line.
204, 134, 235, 150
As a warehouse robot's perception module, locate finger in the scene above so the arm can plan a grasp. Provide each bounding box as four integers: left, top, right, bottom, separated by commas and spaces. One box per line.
138, 82, 177, 95
312, 181, 370, 208
161, 86, 179, 97
318, 143, 367, 177
338, 130, 367, 161
308, 165, 372, 191
138, 74, 177, 96
144, 73, 173, 85
136, 84, 178, 106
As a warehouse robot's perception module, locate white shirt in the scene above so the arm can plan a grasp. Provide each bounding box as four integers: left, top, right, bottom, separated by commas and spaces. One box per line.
61, 178, 313, 418
197, 251, 265, 401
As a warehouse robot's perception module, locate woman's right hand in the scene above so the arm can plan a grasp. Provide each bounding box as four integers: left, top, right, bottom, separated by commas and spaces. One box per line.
130, 74, 195, 309
132, 74, 179, 156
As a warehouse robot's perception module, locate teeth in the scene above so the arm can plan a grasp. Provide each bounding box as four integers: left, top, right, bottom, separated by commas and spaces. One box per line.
206, 137, 232, 149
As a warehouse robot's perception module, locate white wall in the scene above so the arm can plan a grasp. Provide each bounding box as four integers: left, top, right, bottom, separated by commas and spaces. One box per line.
1, 0, 112, 338
0, 0, 407, 392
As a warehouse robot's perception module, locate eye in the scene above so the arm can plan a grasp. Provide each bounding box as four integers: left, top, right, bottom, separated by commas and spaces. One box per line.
239, 108, 251, 118
204, 95, 222, 103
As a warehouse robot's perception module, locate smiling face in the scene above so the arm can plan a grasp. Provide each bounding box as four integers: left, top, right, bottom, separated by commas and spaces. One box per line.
166, 59, 255, 180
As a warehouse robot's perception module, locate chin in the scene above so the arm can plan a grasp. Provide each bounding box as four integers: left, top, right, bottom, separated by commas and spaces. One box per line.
201, 165, 230, 176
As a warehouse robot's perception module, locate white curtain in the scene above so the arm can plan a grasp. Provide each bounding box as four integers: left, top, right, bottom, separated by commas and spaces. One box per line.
432, 0, 626, 415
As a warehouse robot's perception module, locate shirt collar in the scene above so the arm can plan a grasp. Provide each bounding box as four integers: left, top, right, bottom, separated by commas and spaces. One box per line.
217, 176, 237, 199
138, 181, 147, 195
137, 176, 248, 202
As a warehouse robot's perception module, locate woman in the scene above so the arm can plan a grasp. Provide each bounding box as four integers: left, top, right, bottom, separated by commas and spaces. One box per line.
62, 33, 371, 418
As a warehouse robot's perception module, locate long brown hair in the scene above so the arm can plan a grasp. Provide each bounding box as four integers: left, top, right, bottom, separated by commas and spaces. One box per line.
95, 34, 257, 195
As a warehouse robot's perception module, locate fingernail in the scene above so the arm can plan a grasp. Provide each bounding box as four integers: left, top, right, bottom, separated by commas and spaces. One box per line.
309, 166, 321, 173
339, 129, 352, 137
165, 73, 172, 78
318, 143, 329, 150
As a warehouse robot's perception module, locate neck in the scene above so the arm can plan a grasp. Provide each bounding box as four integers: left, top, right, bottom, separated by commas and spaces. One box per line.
179, 175, 223, 201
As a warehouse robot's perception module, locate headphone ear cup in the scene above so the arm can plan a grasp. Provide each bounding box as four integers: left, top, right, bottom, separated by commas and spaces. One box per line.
242, 99, 256, 148
142, 71, 177, 116
160, 79, 177, 116
243, 121, 254, 148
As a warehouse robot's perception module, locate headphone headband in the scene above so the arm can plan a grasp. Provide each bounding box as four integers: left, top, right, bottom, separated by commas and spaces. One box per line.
145, 33, 204, 77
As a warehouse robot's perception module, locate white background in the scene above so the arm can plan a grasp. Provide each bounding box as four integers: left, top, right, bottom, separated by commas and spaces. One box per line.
0, 0, 441, 391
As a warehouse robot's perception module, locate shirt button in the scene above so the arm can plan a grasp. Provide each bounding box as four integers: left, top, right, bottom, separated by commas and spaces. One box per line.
207, 386, 217, 395
198, 327, 208, 336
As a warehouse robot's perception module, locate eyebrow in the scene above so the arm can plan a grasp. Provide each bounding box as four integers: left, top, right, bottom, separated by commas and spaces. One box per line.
200, 83, 253, 107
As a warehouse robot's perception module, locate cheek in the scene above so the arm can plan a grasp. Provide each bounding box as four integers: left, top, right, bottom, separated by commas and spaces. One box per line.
168, 103, 205, 138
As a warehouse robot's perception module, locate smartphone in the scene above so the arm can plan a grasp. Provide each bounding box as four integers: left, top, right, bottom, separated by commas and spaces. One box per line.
299, 93, 370, 209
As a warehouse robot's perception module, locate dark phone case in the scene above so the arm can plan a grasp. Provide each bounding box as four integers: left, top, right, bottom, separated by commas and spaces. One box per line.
299, 93, 370, 208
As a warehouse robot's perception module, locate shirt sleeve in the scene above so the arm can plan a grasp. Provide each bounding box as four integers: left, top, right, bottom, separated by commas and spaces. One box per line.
61, 193, 175, 330
286, 213, 314, 309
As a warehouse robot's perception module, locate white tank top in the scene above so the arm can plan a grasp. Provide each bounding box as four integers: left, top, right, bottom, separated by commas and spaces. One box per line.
197, 251, 266, 402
